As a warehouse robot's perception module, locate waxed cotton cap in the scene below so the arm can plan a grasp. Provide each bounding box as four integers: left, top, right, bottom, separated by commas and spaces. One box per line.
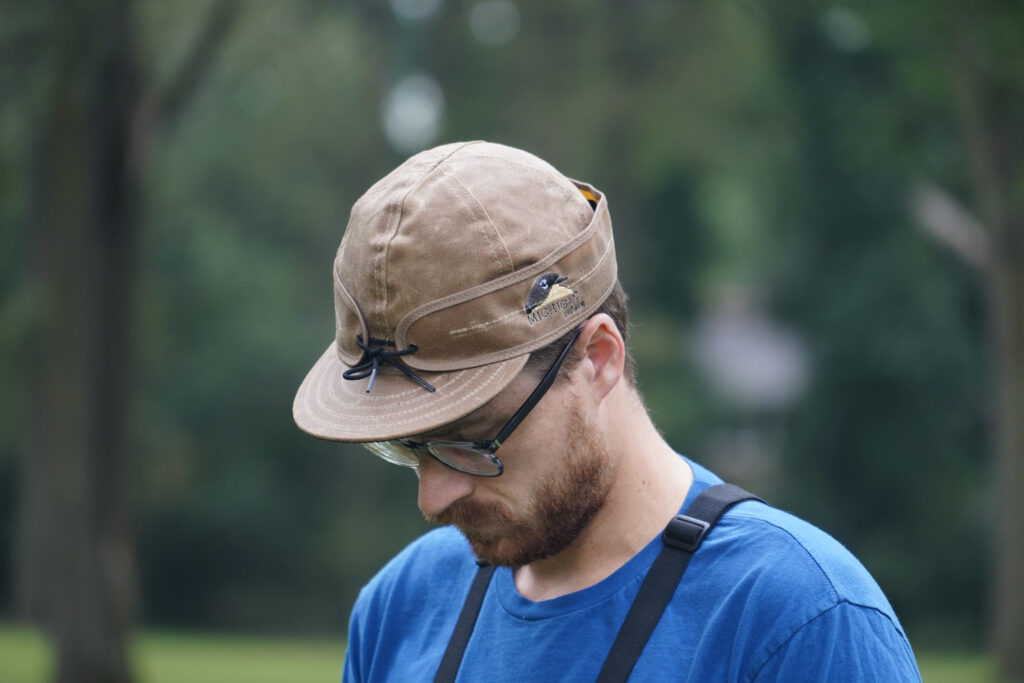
293, 141, 617, 442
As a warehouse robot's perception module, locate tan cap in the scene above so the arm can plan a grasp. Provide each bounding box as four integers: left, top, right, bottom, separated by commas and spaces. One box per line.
293, 141, 617, 442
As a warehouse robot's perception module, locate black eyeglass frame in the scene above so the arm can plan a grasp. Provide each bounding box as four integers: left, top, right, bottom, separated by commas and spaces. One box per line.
364, 327, 583, 477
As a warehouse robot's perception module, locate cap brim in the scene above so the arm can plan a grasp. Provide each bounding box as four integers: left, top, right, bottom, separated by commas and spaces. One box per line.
293, 342, 529, 442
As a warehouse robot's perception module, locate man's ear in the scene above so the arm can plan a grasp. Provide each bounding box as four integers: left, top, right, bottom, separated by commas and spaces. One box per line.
577, 313, 625, 401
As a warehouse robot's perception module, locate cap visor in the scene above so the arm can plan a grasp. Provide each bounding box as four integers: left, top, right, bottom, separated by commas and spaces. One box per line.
293, 343, 529, 442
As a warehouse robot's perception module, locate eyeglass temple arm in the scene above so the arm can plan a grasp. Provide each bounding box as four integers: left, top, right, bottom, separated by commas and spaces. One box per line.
492, 327, 583, 448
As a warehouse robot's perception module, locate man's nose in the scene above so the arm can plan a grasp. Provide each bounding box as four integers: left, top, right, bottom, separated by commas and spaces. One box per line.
417, 455, 475, 518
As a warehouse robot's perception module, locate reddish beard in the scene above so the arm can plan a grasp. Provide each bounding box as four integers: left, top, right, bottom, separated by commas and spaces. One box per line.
424, 404, 611, 567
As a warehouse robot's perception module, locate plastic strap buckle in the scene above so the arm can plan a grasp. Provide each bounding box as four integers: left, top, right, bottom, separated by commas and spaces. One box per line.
662, 514, 710, 552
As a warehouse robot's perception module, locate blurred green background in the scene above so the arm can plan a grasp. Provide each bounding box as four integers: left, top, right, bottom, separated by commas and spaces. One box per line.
2, 0, 1023, 681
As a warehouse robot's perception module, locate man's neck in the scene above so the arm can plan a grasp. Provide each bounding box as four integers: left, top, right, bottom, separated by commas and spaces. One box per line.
513, 387, 693, 601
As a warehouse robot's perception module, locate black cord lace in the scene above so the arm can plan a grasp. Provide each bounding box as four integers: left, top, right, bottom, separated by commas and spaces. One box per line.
342, 335, 436, 394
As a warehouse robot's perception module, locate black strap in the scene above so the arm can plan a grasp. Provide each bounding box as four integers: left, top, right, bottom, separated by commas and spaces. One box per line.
433, 483, 761, 683
433, 563, 496, 683
596, 483, 762, 683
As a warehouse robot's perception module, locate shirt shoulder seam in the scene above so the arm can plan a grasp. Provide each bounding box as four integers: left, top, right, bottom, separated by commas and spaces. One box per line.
724, 508, 843, 599
746, 599, 912, 682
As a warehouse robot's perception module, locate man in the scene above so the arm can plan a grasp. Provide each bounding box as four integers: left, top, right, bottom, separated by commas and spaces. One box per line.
294, 141, 921, 681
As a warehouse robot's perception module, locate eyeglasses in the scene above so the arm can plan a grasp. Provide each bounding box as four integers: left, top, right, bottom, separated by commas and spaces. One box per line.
362, 327, 582, 477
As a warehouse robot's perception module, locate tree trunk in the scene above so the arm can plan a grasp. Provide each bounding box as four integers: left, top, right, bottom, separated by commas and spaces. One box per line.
14, 0, 237, 678
16, 1, 140, 681
990, 232, 1024, 682
952, 20, 1024, 681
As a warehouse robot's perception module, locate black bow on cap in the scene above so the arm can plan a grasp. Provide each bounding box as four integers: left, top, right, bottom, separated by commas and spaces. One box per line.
342, 335, 436, 394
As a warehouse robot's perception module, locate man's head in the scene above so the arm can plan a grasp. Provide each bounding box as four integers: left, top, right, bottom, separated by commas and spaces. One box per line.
294, 142, 633, 565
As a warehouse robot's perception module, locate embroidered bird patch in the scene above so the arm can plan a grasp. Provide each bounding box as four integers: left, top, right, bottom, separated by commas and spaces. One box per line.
524, 272, 573, 314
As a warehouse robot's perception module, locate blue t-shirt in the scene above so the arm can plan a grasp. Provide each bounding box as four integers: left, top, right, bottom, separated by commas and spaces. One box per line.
343, 457, 921, 682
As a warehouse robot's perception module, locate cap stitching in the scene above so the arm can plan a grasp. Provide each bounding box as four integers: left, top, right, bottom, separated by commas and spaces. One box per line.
374, 202, 395, 334
463, 273, 617, 367
447, 306, 522, 337
333, 269, 369, 363
441, 168, 514, 274
305, 361, 518, 431
314, 373, 502, 425
446, 223, 615, 338
444, 154, 588, 268
393, 197, 607, 342
375, 142, 481, 336
323, 366, 467, 408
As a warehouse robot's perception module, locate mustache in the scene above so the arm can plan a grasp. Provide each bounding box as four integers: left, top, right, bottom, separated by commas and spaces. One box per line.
426, 498, 517, 529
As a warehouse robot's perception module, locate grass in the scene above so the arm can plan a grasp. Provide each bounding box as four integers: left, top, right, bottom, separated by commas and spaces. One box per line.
0, 622, 344, 683
0, 623, 51, 683
917, 650, 1003, 683
0, 621, 1007, 682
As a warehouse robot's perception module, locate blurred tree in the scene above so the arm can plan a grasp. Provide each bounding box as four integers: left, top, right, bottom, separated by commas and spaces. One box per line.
948, 4, 1024, 678
9, 0, 238, 680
